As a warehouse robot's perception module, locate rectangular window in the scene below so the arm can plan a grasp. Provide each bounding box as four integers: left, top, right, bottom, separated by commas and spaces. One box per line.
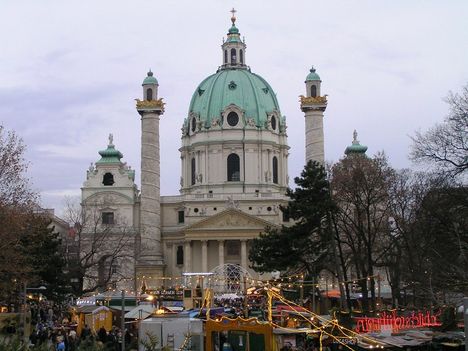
176, 245, 184, 265
178, 210, 185, 224
102, 212, 114, 225
282, 209, 290, 222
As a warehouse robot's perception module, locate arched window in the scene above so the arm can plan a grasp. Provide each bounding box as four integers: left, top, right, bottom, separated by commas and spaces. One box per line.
191, 117, 196, 133
227, 153, 240, 181
191, 158, 196, 185
311, 85, 317, 98
224, 50, 228, 64
176, 246, 184, 265
103, 172, 114, 186
230, 48, 237, 64
146, 88, 153, 101
272, 156, 278, 184
239, 49, 243, 64
271, 116, 277, 130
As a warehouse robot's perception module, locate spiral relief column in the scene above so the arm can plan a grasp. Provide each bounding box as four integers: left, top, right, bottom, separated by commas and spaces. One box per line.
135, 71, 165, 284
300, 67, 327, 165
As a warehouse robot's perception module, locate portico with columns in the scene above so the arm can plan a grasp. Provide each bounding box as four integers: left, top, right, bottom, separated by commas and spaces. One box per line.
162, 208, 278, 279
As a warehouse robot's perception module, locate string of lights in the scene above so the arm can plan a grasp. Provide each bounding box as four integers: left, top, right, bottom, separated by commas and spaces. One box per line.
268, 289, 386, 349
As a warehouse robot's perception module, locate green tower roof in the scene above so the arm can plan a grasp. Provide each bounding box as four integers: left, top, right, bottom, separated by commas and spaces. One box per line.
187, 68, 282, 129
345, 130, 368, 155
306, 67, 321, 81
96, 135, 123, 164
142, 70, 158, 85
228, 24, 239, 35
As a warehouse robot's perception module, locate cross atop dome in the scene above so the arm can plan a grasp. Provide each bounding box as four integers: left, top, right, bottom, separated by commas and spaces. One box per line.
230, 8, 237, 24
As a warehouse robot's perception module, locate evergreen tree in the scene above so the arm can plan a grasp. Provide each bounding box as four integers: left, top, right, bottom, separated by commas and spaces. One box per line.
20, 214, 67, 300
249, 161, 336, 277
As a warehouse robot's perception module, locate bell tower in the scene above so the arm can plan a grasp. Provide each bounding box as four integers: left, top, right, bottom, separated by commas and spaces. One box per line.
135, 71, 165, 285
300, 67, 327, 165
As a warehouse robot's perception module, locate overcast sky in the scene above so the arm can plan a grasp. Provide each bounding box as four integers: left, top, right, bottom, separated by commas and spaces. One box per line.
1, 1, 467, 214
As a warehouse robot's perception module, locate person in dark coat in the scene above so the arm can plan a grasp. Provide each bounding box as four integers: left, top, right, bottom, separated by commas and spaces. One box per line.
98, 326, 107, 343
81, 324, 91, 339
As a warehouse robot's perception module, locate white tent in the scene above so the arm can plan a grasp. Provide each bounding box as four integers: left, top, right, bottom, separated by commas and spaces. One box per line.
124, 305, 155, 320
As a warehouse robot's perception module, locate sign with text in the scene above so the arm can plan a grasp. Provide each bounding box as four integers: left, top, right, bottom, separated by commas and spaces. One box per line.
354, 311, 440, 333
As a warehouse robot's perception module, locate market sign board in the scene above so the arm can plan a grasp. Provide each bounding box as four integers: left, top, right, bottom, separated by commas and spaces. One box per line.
354, 311, 440, 333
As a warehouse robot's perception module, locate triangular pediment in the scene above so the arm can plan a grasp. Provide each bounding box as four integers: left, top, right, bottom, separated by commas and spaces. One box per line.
184, 208, 277, 232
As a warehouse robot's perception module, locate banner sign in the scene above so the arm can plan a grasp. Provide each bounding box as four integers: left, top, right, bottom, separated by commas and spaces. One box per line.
354, 311, 440, 333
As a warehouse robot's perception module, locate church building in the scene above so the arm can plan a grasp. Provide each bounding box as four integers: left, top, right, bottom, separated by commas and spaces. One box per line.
80, 12, 327, 293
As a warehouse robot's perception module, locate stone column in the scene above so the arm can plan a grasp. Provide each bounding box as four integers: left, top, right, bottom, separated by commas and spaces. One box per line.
184, 241, 192, 273
218, 240, 225, 266
171, 243, 178, 276
136, 99, 165, 281
201, 240, 208, 272
301, 70, 327, 165
241, 239, 248, 269
304, 110, 325, 165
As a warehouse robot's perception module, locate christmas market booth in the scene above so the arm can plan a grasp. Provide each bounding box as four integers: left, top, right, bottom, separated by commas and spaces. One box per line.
206, 316, 275, 351
75, 305, 112, 336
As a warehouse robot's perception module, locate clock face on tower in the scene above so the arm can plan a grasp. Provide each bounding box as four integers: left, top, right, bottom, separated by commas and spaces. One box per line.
227, 111, 239, 126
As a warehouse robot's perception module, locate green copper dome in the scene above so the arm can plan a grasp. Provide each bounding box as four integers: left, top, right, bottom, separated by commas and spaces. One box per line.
345, 130, 368, 156
306, 67, 321, 81
188, 68, 282, 129
96, 142, 123, 164
142, 70, 158, 85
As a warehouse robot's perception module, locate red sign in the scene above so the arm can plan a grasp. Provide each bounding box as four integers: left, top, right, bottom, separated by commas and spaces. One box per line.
354, 311, 440, 333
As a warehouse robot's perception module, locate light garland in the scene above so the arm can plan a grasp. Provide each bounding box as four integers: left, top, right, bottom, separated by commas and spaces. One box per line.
267, 289, 387, 349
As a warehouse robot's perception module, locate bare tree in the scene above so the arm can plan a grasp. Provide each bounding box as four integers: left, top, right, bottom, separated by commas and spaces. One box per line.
410, 84, 468, 179
385, 170, 468, 307
330, 152, 395, 312
0, 126, 36, 207
63, 197, 136, 295
0, 126, 66, 305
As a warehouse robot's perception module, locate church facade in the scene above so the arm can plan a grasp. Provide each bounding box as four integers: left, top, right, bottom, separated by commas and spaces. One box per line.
81, 14, 327, 293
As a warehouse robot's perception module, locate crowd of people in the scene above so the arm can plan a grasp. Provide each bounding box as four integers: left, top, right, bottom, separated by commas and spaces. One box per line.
27, 323, 137, 350
24, 300, 137, 350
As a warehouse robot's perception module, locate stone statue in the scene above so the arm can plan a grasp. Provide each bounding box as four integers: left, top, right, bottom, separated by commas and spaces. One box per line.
226, 195, 239, 209
109, 133, 114, 146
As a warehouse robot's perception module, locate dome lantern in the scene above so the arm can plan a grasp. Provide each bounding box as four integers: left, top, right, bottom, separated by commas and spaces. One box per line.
305, 66, 322, 98
142, 70, 158, 101
221, 8, 247, 69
